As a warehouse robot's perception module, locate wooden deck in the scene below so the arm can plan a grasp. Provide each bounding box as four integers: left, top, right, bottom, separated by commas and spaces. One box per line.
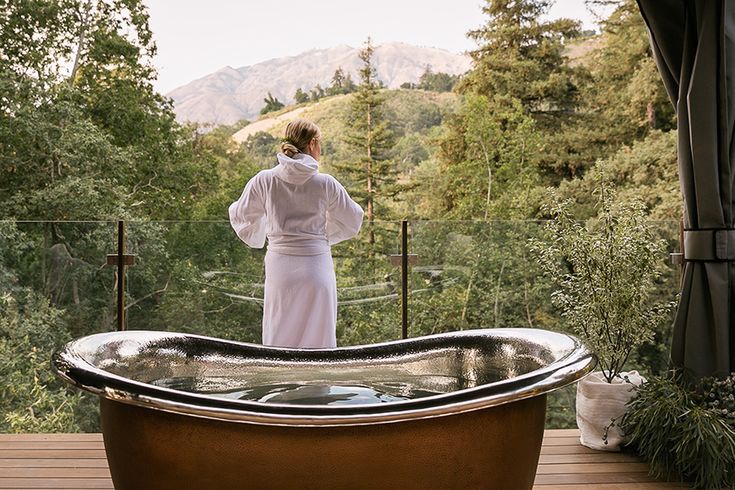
0, 429, 688, 489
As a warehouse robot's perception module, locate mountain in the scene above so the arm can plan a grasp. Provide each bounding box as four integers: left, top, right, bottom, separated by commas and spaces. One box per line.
167, 42, 472, 126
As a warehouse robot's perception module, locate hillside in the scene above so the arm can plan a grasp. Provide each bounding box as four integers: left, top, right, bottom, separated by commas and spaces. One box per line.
168, 42, 471, 125
232, 90, 458, 147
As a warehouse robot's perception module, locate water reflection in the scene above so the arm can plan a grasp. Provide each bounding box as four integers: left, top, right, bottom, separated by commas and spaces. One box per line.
151, 376, 467, 406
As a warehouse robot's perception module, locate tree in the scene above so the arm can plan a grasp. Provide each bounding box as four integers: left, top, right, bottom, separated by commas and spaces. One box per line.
309, 84, 326, 101
433, 95, 541, 220
260, 92, 284, 115
436, 0, 594, 187
0, 0, 218, 221
417, 67, 459, 92
585, 0, 675, 138
335, 38, 397, 245
0, 0, 221, 432
328, 67, 356, 96
461, 0, 582, 114
294, 88, 310, 104
533, 0, 674, 181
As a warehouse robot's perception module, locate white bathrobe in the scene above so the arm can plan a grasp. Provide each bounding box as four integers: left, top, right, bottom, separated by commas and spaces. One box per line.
229, 153, 364, 348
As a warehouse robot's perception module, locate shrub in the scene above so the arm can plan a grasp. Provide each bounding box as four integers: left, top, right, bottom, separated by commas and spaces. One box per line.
621, 372, 735, 489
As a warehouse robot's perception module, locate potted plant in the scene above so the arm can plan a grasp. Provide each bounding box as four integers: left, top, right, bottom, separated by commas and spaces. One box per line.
531, 177, 673, 451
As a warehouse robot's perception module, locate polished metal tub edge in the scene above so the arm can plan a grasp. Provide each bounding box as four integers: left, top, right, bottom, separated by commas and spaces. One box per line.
52, 327, 596, 427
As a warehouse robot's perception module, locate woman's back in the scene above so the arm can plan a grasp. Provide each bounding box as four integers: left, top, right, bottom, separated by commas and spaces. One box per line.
258, 152, 333, 255
230, 151, 362, 256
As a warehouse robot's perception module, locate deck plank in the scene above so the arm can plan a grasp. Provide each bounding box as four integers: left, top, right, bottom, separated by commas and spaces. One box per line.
0, 434, 103, 442
0, 458, 109, 468
536, 463, 651, 475
0, 479, 114, 489
538, 453, 640, 464
533, 484, 689, 489
0, 441, 105, 449
0, 430, 687, 489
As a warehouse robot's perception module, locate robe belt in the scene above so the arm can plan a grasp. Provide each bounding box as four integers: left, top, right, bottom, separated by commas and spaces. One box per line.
684, 229, 735, 261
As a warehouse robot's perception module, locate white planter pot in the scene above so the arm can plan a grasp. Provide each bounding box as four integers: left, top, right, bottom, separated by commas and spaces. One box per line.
575, 370, 645, 451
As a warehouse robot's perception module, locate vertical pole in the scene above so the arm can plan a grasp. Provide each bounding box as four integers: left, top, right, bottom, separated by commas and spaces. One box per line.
117, 220, 126, 331
401, 220, 408, 339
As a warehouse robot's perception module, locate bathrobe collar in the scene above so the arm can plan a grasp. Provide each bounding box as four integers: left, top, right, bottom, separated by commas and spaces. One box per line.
275, 152, 319, 185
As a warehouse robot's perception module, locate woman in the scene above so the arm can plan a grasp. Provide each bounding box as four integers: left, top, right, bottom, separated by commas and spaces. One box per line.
229, 119, 364, 348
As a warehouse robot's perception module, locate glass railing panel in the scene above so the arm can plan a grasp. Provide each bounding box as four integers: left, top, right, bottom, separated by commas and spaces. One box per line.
1, 220, 118, 433
124, 220, 403, 347
125, 220, 265, 344
0, 221, 118, 337
408, 219, 681, 429
334, 220, 402, 346
408, 220, 551, 337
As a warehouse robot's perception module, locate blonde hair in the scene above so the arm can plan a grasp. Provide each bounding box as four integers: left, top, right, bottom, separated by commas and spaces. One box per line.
280, 119, 321, 157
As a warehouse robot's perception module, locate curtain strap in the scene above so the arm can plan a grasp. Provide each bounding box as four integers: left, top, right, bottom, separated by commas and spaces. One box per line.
684, 229, 735, 261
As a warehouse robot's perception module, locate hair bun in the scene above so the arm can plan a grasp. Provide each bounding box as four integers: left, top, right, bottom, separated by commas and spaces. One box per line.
280, 141, 300, 157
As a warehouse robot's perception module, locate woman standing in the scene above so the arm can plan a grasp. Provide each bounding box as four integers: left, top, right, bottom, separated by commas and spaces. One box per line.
229, 119, 364, 348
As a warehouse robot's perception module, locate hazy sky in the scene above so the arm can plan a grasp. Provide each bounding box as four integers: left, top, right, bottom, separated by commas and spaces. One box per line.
144, 1, 612, 94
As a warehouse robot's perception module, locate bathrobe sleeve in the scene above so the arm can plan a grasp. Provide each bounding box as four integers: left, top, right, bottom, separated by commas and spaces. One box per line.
229, 175, 267, 248
326, 177, 364, 246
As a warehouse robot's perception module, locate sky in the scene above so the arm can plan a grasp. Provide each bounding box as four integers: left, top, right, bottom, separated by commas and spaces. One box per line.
144, 0, 613, 94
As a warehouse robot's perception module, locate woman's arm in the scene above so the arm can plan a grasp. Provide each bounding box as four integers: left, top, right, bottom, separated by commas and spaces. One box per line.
326, 178, 364, 246
229, 176, 267, 248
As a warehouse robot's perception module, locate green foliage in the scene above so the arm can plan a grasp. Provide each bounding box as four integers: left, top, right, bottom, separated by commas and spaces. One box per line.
294, 87, 310, 104
0, 0, 218, 221
621, 372, 735, 489
260, 92, 284, 115
327, 67, 356, 96
0, 224, 84, 432
409, 221, 555, 332
587, 0, 675, 136
431, 94, 542, 219
555, 130, 680, 221
333, 222, 402, 345
0, 0, 223, 433
335, 38, 398, 237
417, 67, 460, 92
535, 0, 674, 182
531, 172, 674, 382
461, 0, 582, 113
310, 84, 326, 101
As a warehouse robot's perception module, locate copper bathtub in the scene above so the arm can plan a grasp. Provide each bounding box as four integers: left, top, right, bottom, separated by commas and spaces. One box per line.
52, 328, 595, 490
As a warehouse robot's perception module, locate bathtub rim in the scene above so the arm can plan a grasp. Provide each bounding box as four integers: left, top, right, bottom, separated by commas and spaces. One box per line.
53, 328, 596, 427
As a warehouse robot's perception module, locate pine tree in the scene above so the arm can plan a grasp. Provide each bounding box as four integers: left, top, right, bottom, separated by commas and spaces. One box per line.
586, 0, 674, 138
343, 73, 357, 93
434, 0, 594, 188
260, 92, 284, 115
328, 67, 357, 95
461, 0, 581, 114
328, 67, 346, 95
418, 66, 459, 92
293, 88, 310, 104
335, 38, 397, 245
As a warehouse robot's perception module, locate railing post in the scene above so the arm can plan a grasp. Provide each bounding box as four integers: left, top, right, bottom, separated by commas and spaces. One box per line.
401, 220, 408, 339
107, 221, 135, 331
389, 221, 417, 340
117, 221, 126, 331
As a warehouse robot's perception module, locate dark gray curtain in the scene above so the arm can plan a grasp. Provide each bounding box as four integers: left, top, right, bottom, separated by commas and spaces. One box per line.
637, 0, 735, 378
